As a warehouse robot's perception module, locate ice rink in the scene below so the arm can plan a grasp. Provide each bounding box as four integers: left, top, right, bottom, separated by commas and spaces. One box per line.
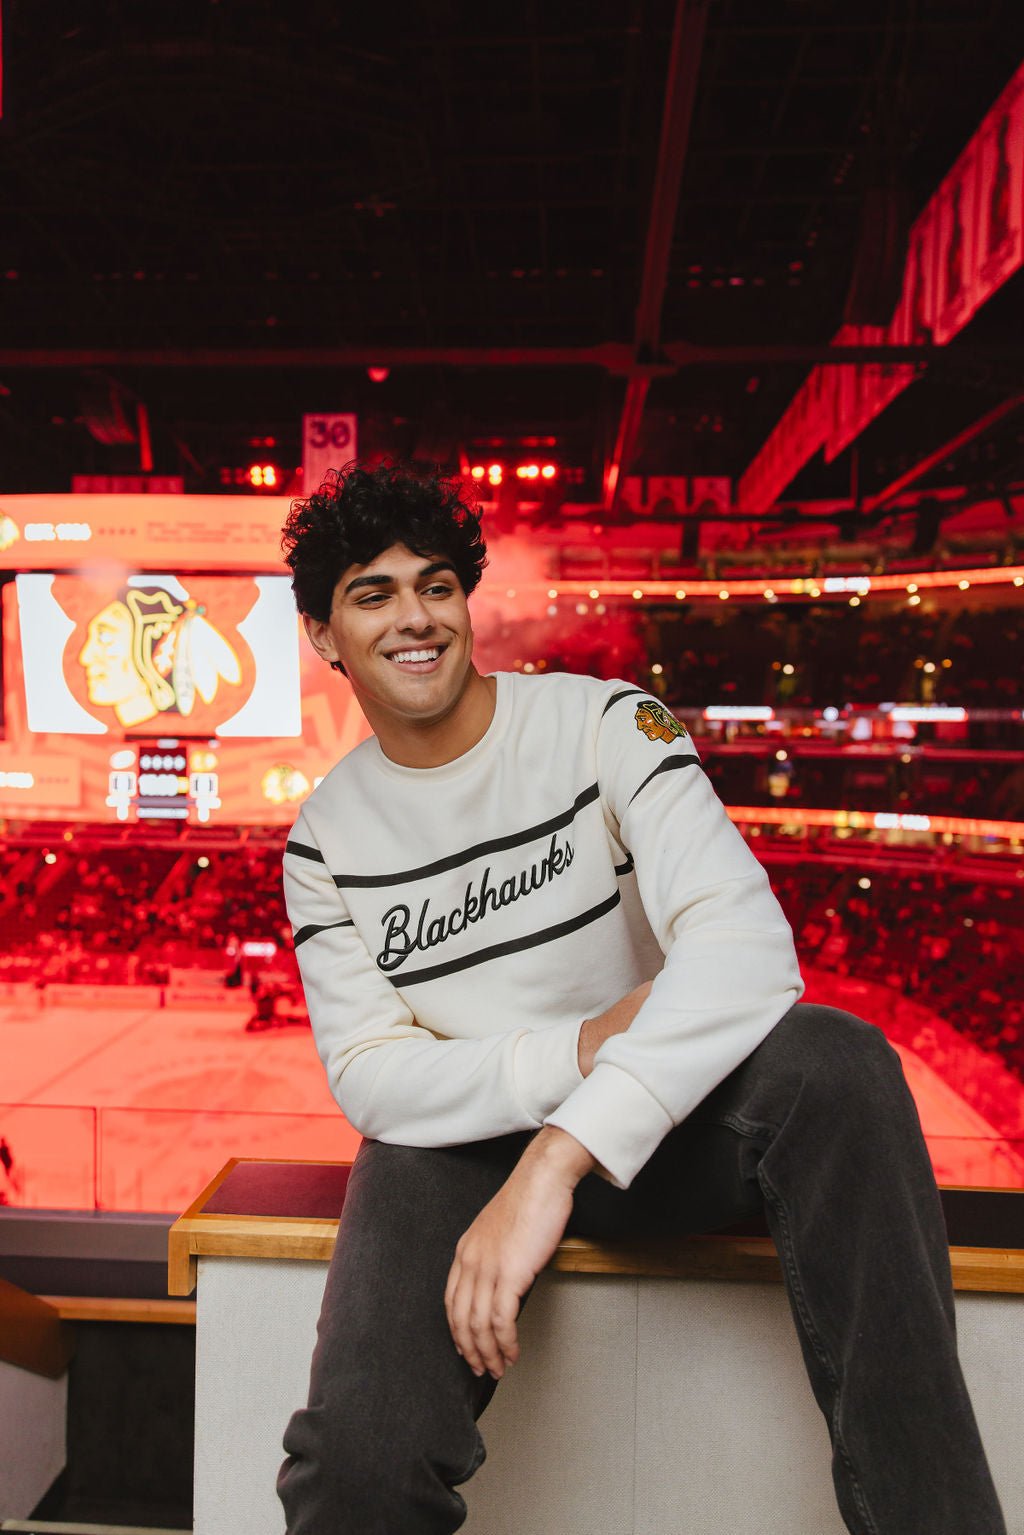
0, 989, 360, 1211
2, 979, 1022, 1212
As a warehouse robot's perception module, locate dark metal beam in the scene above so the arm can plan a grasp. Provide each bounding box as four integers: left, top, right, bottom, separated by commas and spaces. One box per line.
862, 394, 1024, 515
604, 0, 710, 509
0, 341, 1017, 370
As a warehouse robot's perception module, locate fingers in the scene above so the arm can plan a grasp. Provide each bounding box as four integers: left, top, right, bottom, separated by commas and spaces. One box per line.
445, 1254, 519, 1380
491, 1282, 521, 1370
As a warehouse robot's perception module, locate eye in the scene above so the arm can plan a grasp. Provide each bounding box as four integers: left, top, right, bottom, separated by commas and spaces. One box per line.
425, 582, 454, 597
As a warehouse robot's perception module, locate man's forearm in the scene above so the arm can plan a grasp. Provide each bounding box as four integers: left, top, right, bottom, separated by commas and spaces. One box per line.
519, 1123, 596, 1185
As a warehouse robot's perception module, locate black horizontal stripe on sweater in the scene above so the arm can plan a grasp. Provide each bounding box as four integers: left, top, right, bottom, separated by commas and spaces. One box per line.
292, 918, 355, 949
330, 782, 602, 890
286, 839, 326, 863
381, 888, 621, 987
627, 754, 700, 807
601, 685, 648, 718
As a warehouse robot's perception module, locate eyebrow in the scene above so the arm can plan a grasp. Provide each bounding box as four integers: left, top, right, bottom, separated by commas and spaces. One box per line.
342, 559, 457, 597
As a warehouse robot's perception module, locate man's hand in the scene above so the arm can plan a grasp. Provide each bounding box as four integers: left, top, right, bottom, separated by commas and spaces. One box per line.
577, 979, 652, 1076
445, 1126, 595, 1380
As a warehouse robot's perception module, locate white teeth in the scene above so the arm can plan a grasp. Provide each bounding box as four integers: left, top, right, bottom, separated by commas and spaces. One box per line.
390, 648, 441, 664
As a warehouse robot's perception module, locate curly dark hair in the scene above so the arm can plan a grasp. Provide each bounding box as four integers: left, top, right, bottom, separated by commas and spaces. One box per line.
281, 461, 487, 620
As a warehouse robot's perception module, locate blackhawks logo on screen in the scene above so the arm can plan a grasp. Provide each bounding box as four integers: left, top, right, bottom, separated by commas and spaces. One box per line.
635, 699, 688, 744
54, 575, 260, 734
79, 588, 242, 727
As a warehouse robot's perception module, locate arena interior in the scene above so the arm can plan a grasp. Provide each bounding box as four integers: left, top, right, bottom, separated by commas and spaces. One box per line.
1, 3, 1024, 1530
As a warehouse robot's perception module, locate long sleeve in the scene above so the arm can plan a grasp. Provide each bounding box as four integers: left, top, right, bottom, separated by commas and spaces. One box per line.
544, 693, 803, 1188
284, 815, 584, 1145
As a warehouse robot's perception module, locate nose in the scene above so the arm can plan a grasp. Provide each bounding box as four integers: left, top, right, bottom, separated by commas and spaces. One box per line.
394, 587, 433, 633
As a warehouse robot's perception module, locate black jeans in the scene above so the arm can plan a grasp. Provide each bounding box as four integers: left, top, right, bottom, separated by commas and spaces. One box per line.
277, 1004, 1006, 1535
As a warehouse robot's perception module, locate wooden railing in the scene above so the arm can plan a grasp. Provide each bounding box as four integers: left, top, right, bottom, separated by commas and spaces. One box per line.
0, 1275, 75, 1379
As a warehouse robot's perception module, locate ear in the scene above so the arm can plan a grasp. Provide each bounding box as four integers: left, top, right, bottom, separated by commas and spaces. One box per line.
302, 612, 340, 666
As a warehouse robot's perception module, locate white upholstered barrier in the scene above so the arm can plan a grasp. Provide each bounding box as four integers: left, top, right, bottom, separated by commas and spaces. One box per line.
192, 1255, 1024, 1535
0, 1356, 67, 1520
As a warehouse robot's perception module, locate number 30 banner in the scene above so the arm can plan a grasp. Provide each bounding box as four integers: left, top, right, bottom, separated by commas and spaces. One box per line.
302, 413, 358, 497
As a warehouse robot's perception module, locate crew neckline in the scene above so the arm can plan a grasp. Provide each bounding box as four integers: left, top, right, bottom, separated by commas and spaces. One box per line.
367, 671, 513, 781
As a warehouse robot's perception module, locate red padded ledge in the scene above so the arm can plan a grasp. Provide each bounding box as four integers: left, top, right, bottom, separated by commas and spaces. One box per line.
193, 1160, 1024, 1250
201, 1161, 352, 1219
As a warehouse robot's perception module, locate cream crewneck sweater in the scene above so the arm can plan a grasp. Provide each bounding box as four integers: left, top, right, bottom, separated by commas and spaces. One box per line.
283, 670, 803, 1188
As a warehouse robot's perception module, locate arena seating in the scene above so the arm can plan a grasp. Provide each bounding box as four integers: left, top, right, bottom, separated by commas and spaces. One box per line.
0, 828, 1019, 1088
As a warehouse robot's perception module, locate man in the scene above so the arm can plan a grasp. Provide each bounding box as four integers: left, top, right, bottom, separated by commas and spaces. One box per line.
277, 462, 1004, 1535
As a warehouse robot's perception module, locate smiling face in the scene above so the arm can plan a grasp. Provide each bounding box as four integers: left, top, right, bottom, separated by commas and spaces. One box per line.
303, 543, 495, 766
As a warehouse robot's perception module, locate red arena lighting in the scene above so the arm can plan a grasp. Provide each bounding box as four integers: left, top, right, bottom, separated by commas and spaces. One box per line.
541, 464, 557, 479
470, 465, 486, 479
248, 463, 278, 488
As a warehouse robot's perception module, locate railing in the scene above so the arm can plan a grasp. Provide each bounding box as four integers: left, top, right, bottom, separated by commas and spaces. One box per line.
0, 1102, 361, 1212
2, 1097, 1024, 1213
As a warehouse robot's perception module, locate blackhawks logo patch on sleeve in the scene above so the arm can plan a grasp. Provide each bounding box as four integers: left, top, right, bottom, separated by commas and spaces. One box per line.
635, 699, 688, 743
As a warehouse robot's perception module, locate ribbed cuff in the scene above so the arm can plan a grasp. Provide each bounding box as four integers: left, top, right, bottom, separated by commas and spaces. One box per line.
543, 1061, 675, 1189
513, 1018, 585, 1123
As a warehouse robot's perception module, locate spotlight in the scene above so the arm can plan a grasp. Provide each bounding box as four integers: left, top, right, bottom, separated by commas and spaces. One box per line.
471, 465, 486, 480
541, 464, 557, 479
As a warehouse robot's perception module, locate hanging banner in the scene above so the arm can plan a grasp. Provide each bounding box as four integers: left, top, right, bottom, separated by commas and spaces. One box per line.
302, 414, 358, 497
975, 71, 1024, 306
932, 138, 982, 346
741, 58, 1024, 510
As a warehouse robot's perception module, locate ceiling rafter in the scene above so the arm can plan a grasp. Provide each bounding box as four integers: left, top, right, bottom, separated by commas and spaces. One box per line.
603, 0, 710, 510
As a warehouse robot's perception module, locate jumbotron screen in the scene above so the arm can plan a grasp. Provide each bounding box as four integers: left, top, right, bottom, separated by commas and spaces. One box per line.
0, 570, 371, 825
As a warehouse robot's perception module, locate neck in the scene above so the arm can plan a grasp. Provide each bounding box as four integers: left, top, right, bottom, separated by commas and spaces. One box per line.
372, 671, 497, 768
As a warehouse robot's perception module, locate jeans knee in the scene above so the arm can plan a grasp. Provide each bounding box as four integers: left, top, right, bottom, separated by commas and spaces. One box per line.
773, 1003, 910, 1117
